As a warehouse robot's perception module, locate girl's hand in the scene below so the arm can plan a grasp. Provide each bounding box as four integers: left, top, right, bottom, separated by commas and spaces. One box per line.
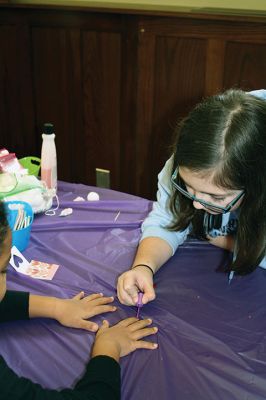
92, 317, 158, 362
207, 234, 235, 252
117, 266, 155, 306
54, 292, 116, 332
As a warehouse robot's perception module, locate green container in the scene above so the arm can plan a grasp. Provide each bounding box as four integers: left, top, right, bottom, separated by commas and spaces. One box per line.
19, 157, 41, 177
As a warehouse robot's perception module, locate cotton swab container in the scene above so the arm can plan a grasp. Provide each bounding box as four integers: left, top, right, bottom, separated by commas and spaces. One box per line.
5, 200, 34, 252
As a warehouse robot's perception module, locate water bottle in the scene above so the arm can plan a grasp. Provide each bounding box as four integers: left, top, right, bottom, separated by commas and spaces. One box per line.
41, 123, 57, 192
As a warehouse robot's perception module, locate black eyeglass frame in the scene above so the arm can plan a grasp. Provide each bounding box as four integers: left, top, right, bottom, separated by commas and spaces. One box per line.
171, 167, 245, 214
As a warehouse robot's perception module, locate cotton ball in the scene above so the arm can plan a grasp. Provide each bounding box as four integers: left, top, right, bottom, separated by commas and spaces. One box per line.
73, 196, 85, 201
59, 208, 73, 217
87, 191, 100, 201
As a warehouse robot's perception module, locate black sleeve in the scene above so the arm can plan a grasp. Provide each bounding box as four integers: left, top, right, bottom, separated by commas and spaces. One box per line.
0, 290, 29, 323
0, 355, 120, 400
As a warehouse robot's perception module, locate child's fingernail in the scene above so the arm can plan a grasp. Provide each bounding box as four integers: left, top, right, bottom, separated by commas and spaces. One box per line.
110, 296, 114, 300
112, 306, 117, 311
153, 327, 158, 332
153, 343, 158, 348
91, 324, 98, 331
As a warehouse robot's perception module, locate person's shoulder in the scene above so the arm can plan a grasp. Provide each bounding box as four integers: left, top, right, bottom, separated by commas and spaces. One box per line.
248, 89, 266, 100
158, 155, 174, 179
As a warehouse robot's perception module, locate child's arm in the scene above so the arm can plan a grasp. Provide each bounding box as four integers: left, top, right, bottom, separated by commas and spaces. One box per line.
0, 290, 115, 332
206, 234, 235, 252
29, 291, 116, 332
0, 353, 120, 400
0, 317, 158, 399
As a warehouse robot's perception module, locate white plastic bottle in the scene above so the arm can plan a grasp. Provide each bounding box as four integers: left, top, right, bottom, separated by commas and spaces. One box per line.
41, 123, 57, 192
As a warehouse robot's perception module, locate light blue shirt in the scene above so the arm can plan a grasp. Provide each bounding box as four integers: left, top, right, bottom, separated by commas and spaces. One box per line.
141, 89, 266, 269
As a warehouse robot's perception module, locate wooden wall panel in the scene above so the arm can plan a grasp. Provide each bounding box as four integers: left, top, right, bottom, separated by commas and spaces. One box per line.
0, 24, 35, 155
32, 27, 122, 188
119, 18, 138, 196
0, 9, 125, 190
152, 37, 207, 194
32, 27, 83, 182
135, 35, 207, 199
82, 30, 121, 189
223, 42, 266, 90
135, 31, 156, 197
1, 7, 266, 199
205, 39, 225, 96
135, 15, 266, 198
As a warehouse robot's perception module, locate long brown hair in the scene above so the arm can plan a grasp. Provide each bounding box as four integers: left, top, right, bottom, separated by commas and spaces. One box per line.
169, 89, 266, 274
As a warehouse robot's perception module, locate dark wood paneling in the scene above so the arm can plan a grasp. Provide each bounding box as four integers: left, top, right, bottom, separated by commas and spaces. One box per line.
135, 31, 156, 197
32, 27, 83, 182
135, 15, 266, 198
82, 30, 121, 188
0, 9, 125, 189
139, 16, 266, 42
119, 18, 138, 196
223, 42, 266, 90
0, 24, 35, 155
205, 39, 225, 95
1, 7, 266, 199
135, 35, 207, 199
150, 37, 207, 197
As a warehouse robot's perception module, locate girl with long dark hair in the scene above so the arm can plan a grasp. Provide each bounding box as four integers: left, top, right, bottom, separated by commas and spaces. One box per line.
117, 89, 266, 306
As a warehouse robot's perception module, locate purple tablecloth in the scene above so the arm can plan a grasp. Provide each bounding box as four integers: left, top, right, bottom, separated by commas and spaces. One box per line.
1, 181, 266, 400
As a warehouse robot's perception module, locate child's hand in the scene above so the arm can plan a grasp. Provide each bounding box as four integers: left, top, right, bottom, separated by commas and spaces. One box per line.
206, 234, 235, 252
117, 266, 155, 306
54, 292, 116, 332
91, 317, 158, 362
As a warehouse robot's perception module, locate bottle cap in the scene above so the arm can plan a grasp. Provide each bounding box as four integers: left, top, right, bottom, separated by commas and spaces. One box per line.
43, 123, 54, 135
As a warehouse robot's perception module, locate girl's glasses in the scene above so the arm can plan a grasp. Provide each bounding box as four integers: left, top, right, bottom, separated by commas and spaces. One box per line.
171, 168, 245, 214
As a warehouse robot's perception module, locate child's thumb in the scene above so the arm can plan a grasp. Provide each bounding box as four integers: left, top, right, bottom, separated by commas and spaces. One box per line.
101, 319, 110, 328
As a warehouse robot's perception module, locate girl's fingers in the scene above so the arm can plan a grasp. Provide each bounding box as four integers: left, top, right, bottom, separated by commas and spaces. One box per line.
86, 295, 114, 305
91, 305, 117, 315
134, 340, 158, 350
117, 289, 136, 306
117, 317, 139, 327
98, 319, 110, 331
129, 318, 153, 331
123, 285, 139, 305
73, 291, 85, 300
117, 318, 154, 332
142, 287, 156, 304
133, 326, 158, 340
83, 293, 103, 301
117, 274, 140, 305
78, 320, 99, 332
95, 296, 114, 305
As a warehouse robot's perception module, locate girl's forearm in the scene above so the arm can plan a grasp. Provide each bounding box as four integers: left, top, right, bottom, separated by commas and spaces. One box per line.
132, 237, 173, 274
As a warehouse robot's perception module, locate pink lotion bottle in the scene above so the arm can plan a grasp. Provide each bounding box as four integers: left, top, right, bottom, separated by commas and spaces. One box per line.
41, 123, 57, 192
